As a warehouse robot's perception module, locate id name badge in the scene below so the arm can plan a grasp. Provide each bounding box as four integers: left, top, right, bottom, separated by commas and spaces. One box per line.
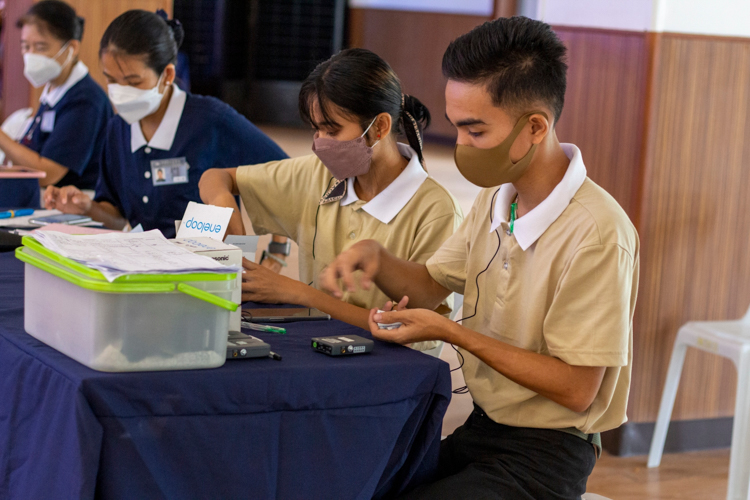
151, 157, 189, 186
41, 111, 56, 133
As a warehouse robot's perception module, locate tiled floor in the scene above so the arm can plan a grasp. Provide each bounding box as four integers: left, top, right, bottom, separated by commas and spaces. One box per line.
256, 125, 731, 499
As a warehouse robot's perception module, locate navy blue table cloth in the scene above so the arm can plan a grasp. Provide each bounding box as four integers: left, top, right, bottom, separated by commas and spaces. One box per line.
0, 252, 451, 499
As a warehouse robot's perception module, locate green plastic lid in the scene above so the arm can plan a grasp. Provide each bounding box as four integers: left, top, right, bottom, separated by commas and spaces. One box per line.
16, 236, 238, 312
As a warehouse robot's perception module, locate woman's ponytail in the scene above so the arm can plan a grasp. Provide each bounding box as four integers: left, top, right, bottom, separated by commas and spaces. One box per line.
400, 94, 431, 168
166, 19, 185, 48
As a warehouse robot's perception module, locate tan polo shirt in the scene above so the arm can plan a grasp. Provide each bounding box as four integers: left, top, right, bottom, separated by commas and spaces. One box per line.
426, 144, 639, 434
237, 143, 464, 313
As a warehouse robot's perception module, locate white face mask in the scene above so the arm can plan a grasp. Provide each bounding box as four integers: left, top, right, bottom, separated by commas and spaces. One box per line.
108, 73, 166, 125
23, 42, 72, 88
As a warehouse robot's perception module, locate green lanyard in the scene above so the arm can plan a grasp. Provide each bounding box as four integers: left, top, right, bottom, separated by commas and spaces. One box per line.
509, 202, 518, 235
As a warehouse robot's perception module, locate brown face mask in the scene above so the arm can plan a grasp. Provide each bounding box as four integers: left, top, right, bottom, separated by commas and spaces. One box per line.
453, 111, 548, 188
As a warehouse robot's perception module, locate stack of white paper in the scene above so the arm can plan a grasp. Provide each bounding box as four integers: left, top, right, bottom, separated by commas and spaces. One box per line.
33, 230, 240, 282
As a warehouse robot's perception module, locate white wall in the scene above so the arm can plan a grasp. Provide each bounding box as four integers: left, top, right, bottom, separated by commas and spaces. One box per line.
519, 0, 750, 38
351, 0, 750, 38
525, 0, 654, 32
653, 0, 750, 38
348, 0, 494, 16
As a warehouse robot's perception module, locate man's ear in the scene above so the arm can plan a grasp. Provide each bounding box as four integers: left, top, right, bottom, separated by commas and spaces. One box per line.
528, 112, 551, 145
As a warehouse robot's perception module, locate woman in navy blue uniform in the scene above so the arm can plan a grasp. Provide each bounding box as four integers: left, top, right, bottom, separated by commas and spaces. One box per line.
45, 10, 287, 238
0, 1, 112, 208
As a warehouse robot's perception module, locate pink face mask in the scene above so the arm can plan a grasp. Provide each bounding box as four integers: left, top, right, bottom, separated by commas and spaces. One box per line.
312, 118, 380, 181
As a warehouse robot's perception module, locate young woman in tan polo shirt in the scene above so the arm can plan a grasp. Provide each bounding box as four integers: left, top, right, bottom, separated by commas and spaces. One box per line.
199, 49, 463, 334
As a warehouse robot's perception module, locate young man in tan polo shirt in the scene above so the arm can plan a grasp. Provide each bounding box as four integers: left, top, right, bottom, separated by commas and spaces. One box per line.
320, 16, 639, 499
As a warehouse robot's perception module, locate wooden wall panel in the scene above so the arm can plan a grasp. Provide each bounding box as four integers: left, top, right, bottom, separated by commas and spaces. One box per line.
493, 0, 517, 18
629, 33, 750, 422
54, 0, 173, 92
1, 0, 34, 120
348, 8, 491, 138
554, 27, 648, 220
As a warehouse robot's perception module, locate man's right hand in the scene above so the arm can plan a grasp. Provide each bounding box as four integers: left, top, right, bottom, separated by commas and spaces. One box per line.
44, 185, 91, 215
319, 240, 384, 298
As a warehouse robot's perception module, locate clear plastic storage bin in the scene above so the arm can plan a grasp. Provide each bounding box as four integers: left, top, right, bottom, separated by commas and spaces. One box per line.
15, 237, 238, 372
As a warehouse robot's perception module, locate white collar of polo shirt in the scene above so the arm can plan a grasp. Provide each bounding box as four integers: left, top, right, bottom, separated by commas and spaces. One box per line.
490, 143, 587, 251
340, 143, 428, 224
130, 84, 186, 153
39, 61, 89, 108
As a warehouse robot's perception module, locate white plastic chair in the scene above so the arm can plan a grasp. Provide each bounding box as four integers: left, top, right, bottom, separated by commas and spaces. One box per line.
422, 294, 464, 358
647, 305, 750, 500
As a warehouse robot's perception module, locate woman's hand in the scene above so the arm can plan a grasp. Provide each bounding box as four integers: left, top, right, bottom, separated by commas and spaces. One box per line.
44, 185, 91, 214
241, 257, 302, 304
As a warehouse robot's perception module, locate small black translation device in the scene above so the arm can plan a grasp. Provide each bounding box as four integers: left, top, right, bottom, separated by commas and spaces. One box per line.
311, 335, 374, 356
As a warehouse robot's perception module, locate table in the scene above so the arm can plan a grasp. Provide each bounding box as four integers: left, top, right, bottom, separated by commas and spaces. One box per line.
0, 252, 450, 499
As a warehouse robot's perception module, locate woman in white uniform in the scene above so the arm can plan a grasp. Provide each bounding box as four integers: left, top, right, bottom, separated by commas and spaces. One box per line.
0, 0, 112, 208
44, 9, 287, 238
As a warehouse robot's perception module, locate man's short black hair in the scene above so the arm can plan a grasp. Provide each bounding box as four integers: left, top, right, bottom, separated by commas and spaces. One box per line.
442, 16, 567, 123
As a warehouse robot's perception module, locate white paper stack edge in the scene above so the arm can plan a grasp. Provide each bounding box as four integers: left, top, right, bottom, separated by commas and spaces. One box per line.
32, 229, 239, 282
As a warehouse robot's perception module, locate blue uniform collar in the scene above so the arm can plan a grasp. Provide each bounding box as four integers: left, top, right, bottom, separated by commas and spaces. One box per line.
130, 84, 187, 153
39, 61, 88, 108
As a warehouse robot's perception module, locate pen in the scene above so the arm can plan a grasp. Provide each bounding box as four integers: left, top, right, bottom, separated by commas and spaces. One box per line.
241, 321, 286, 334
268, 351, 282, 361
0, 208, 34, 219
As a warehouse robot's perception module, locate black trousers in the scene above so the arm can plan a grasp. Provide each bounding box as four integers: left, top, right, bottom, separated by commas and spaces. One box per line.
400, 406, 597, 500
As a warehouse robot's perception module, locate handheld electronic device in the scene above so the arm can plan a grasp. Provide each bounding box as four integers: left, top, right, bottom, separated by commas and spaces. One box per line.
311, 335, 374, 356
29, 214, 92, 226
242, 307, 331, 323
376, 309, 403, 330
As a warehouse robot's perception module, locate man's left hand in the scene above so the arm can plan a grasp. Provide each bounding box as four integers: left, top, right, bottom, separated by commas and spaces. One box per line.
367, 308, 451, 345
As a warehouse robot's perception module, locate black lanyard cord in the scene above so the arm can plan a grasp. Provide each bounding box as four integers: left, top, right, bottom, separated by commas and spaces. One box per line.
450, 188, 502, 395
